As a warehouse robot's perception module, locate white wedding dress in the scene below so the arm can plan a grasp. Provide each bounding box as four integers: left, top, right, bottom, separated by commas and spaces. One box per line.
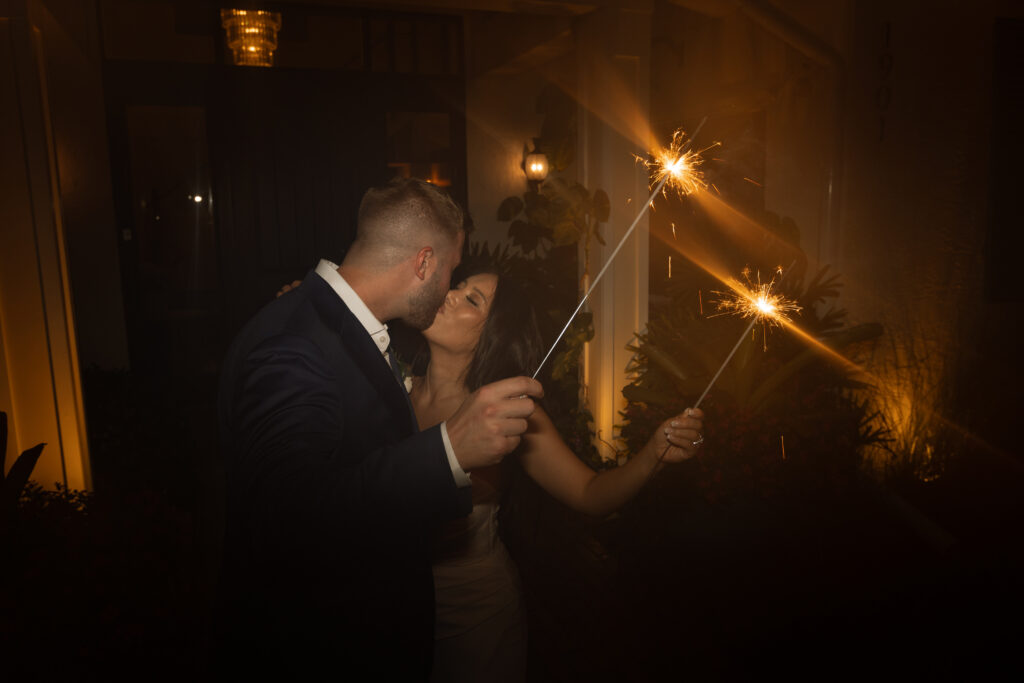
431, 477, 526, 683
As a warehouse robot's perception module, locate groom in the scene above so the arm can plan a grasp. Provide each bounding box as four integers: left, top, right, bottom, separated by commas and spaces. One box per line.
217, 178, 542, 678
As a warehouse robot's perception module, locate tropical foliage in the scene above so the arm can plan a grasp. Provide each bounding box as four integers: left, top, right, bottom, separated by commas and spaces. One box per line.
620, 230, 887, 502
0, 411, 47, 531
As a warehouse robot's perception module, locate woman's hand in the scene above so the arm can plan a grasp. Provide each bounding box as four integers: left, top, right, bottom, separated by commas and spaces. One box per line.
649, 407, 705, 466
276, 280, 303, 298
518, 405, 705, 518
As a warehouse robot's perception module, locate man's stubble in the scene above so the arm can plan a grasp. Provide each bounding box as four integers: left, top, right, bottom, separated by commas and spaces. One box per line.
404, 267, 449, 331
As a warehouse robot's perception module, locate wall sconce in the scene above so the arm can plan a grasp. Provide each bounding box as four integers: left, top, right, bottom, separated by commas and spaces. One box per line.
525, 152, 549, 182
220, 9, 282, 67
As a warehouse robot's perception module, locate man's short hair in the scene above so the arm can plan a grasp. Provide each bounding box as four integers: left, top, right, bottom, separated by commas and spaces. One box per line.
355, 178, 464, 265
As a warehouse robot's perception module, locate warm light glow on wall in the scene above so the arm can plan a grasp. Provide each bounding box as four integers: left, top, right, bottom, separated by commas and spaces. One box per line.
865, 332, 948, 482
426, 162, 452, 187
220, 9, 282, 67
387, 162, 452, 187
2, 15, 92, 489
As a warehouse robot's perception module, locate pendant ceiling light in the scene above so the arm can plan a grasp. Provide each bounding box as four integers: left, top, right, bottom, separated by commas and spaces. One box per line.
220, 9, 282, 67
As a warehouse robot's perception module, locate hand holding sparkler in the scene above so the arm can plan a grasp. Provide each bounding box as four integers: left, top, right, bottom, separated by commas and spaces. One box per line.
649, 407, 706, 466
652, 265, 800, 467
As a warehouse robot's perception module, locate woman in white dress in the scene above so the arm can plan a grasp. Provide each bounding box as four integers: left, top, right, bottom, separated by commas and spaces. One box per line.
408, 264, 706, 683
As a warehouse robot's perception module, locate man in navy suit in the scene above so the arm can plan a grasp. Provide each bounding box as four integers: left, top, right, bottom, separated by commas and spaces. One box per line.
218, 178, 542, 678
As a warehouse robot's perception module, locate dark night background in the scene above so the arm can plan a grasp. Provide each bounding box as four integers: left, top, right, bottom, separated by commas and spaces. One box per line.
2, 0, 1023, 680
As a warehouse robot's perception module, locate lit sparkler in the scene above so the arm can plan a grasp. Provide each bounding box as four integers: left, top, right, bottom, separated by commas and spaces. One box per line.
656, 265, 800, 463
711, 266, 802, 351
532, 118, 712, 378
693, 265, 801, 409
635, 128, 720, 199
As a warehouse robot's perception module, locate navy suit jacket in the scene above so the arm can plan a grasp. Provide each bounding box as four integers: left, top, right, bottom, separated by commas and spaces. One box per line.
218, 269, 471, 678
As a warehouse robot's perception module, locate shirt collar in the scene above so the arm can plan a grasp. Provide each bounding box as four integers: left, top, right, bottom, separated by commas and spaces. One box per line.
315, 259, 390, 355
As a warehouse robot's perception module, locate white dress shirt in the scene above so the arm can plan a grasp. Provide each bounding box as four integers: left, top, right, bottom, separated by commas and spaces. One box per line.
315, 259, 471, 487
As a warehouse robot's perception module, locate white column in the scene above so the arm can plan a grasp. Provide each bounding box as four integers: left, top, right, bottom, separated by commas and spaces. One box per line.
0, 5, 91, 490
576, 4, 651, 461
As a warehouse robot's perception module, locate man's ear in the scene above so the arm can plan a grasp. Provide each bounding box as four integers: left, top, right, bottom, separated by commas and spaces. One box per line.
414, 246, 433, 281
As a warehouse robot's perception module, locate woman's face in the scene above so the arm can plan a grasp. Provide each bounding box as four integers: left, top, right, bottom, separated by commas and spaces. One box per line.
423, 272, 498, 354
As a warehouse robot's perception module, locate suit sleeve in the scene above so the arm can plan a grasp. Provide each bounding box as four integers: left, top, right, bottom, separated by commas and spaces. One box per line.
226, 332, 470, 544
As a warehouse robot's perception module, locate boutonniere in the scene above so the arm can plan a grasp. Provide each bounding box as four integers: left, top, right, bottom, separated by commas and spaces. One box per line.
392, 353, 413, 394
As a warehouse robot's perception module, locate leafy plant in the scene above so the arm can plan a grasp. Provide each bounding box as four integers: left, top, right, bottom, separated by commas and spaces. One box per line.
498, 178, 609, 256
1, 410, 46, 530
620, 235, 888, 502
1, 382, 205, 678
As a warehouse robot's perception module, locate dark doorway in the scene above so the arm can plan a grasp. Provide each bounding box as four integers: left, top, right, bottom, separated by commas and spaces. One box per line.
102, 5, 466, 374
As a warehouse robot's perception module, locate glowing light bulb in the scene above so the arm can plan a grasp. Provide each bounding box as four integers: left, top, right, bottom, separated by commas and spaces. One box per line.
524, 153, 548, 181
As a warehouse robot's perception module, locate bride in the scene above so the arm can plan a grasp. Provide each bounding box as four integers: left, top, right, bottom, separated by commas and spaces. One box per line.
408, 263, 705, 682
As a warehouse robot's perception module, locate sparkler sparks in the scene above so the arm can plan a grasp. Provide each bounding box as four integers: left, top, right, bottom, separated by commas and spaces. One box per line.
655, 266, 800, 463
712, 266, 802, 348
692, 265, 800, 408
636, 128, 720, 198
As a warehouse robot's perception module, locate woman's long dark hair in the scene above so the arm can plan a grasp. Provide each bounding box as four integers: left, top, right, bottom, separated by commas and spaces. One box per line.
459, 264, 544, 392
396, 259, 544, 390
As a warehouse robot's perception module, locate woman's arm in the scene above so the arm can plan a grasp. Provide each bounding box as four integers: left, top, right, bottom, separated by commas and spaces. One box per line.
519, 406, 704, 517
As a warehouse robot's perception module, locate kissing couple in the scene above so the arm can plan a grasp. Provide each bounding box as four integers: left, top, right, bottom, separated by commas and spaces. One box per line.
218, 177, 704, 681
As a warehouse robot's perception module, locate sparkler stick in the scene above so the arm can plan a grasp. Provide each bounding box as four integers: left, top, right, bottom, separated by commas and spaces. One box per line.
532, 117, 709, 379
660, 264, 799, 460
693, 264, 800, 409
692, 317, 758, 410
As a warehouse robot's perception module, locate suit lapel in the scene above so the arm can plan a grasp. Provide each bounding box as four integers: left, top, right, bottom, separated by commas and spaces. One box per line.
304, 271, 418, 434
